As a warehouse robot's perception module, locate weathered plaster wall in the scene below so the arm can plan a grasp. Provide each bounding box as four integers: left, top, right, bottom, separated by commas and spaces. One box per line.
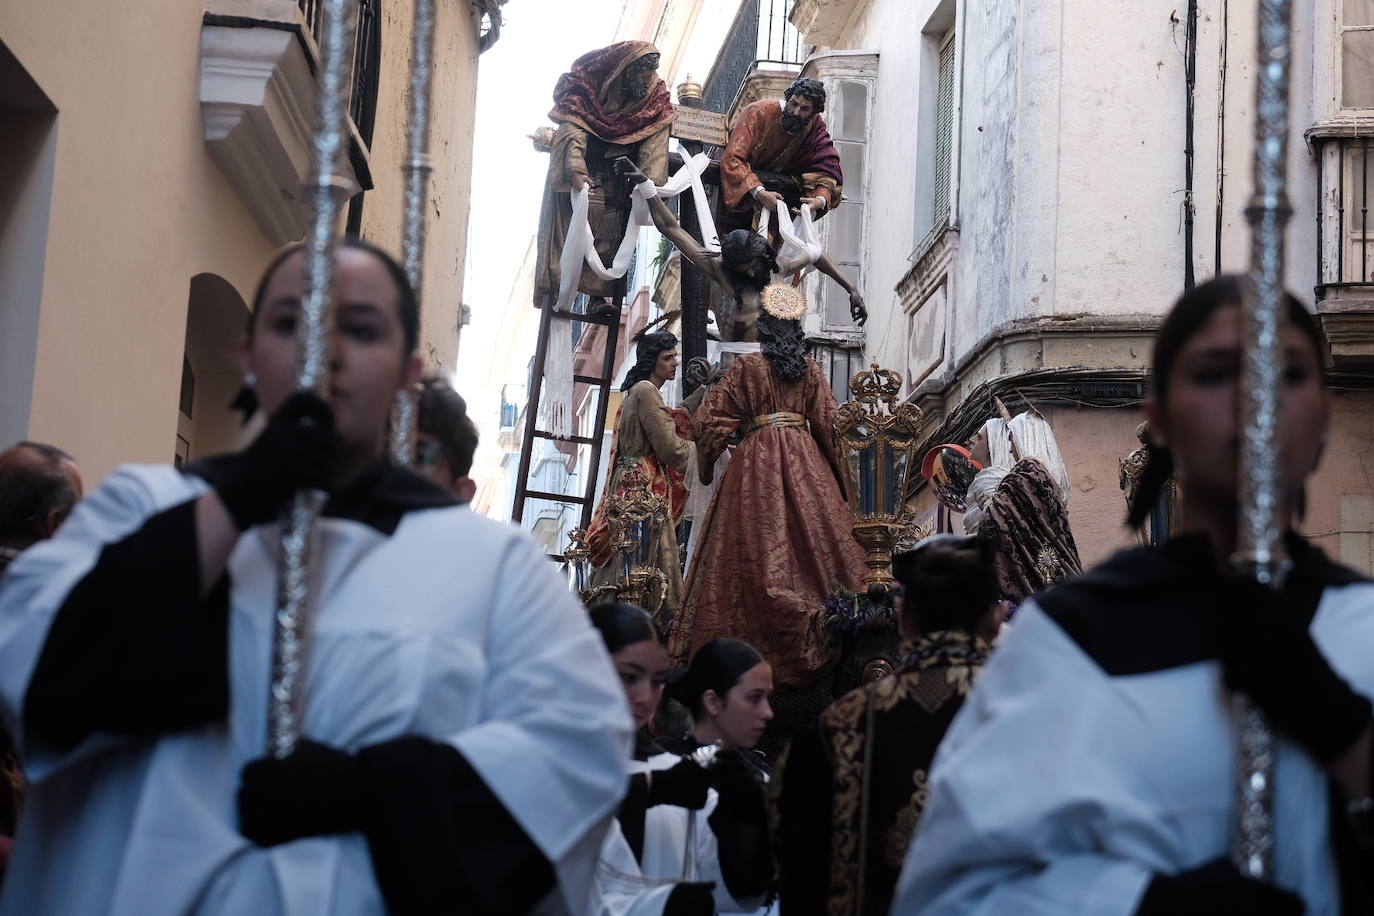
0, 0, 276, 484
1303, 390, 1374, 574
361, 0, 481, 373
831, 0, 1325, 386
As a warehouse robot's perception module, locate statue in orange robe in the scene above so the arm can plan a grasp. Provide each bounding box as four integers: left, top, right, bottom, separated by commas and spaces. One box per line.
719, 77, 844, 233
668, 315, 867, 688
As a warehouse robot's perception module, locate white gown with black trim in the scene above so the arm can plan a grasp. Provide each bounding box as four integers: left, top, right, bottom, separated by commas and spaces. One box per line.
593, 749, 772, 916
0, 463, 633, 915
893, 535, 1374, 915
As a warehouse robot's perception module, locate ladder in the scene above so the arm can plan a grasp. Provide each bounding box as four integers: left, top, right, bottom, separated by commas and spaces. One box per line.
511, 293, 623, 530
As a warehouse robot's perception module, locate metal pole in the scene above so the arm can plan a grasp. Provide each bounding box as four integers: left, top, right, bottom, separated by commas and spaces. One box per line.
1231, 0, 1295, 879
389, 0, 437, 466
268, 0, 358, 760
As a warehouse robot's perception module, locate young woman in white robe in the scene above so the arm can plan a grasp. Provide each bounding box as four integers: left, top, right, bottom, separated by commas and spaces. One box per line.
589, 606, 775, 916
0, 239, 633, 915
893, 276, 1374, 914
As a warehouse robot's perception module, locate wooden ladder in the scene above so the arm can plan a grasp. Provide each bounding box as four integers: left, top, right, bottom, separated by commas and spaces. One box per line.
511, 294, 623, 530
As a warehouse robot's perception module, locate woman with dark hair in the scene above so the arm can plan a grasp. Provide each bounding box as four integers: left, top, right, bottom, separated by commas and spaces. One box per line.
777, 534, 1004, 916
670, 313, 868, 692
659, 638, 777, 910
0, 240, 632, 914
589, 609, 773, 915
893, 276, 1374, 914
586, 331, 694, 618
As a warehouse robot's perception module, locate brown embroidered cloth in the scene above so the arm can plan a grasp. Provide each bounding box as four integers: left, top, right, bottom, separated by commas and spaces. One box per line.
668, 354, 867, 687
775, 630, 989, 916
720, 99, 844, 213
534, 42, 673, 304
978, 457, 1082, 606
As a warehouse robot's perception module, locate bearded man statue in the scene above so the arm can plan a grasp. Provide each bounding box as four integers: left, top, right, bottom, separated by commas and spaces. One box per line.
534, 42, 674, 310
719, 76, 844, 237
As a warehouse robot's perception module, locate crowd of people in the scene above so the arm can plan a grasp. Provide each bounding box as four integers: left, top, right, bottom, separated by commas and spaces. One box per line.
0, 237, 1370, 915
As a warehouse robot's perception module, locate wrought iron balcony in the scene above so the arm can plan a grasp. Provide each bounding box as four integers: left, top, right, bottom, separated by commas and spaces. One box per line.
702, 0, 808, 116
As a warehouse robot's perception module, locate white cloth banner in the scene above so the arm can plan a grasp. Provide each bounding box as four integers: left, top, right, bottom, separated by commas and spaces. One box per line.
756, 198, 824, 278
542, 153, 721, 439
554, 152, 720, 311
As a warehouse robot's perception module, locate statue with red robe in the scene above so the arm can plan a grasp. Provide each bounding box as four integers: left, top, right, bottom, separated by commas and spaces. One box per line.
534, 42, 674, 307
719, 76, 844, 235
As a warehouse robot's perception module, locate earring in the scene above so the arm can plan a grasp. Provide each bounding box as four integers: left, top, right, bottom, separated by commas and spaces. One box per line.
244, 371, 257, 387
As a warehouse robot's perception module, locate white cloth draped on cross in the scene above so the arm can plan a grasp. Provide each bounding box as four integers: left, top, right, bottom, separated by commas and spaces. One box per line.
541, 153, 721, 439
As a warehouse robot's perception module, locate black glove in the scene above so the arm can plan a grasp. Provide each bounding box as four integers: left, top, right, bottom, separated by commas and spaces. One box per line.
215, 391, 339, 530
237, 739, 372, 847
648, 758, 711, 810
1136, 858, 1305, 915
708, 749, 767, 824
1216, 579, 1372, 763
663, 881, 716, 916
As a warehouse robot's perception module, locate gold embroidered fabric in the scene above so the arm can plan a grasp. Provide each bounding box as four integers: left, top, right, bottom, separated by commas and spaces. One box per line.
741, 411, 806, 439
668, 354, 867, 687
813, 630, 988, 916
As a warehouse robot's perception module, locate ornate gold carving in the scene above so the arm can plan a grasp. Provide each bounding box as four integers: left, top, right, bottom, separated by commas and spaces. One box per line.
528, 126, 555, 153
675, 74, 704, 103
834, 364, 925, 587
761, 282, 806, 319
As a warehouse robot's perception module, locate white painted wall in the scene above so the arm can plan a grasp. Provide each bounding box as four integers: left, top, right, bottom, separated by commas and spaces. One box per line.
819, 0, 1326, 383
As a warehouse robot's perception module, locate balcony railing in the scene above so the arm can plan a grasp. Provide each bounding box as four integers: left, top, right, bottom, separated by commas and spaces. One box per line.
1317, 136, 1374, 296
296, 0, 379, 147
702, 0, 807, 115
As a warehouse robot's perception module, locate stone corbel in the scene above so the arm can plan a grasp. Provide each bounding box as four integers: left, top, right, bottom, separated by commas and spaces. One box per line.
790, 0, 870, 48
201, 15, 366, 245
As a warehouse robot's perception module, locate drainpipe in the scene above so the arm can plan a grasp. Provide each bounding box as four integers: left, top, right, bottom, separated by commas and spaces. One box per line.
1183, 0, 1198, 290
1215, 0, 1229, 272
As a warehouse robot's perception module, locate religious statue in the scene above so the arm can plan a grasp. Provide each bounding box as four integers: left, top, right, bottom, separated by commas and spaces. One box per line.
534, 42, 674, 310
584, 331, 696, 619
938, 409, 1083, 608
720, 76, 843, 234
614, 157, 866, 341
667, 311, 868, 690
1119, 420, 1180, 544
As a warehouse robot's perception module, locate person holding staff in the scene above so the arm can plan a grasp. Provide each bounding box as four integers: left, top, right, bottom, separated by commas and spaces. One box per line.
0, 239, 632, 915
892, 277, 1374, 914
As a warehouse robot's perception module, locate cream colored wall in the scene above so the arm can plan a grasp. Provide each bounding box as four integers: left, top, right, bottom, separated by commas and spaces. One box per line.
0, 0, 276, 486
359, 0, 480, 374
0, 0, 483, 485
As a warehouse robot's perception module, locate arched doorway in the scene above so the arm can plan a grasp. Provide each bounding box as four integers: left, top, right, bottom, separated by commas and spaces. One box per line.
178, 273, 249, 464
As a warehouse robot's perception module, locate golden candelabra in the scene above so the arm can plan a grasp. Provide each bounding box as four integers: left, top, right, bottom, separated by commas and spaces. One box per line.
833, 364, 924, 588
565, 466, 668, 609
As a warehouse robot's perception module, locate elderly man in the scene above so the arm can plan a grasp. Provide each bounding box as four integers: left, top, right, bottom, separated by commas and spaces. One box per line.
720, 76, 844, 233
0, 442, 82, 578
534, 41, 674, 311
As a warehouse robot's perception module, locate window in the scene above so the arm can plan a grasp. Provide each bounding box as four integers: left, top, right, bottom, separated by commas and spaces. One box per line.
932, 31, 957, 231
910, 0, 958, 260
1343, 0, 1374, 108
1317, 137, 1374, 290
820, 78, 872, 329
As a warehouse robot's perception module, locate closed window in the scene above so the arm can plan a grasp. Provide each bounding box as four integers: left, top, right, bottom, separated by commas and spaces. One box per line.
821, 79, 871, 329
932, 31, 957, 231
1344, 0, 1374, 108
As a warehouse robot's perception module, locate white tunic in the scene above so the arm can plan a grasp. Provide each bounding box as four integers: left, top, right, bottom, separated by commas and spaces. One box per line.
892, 584, 1374, 915
0, 465, 633, 915
593, 750, 770, 916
